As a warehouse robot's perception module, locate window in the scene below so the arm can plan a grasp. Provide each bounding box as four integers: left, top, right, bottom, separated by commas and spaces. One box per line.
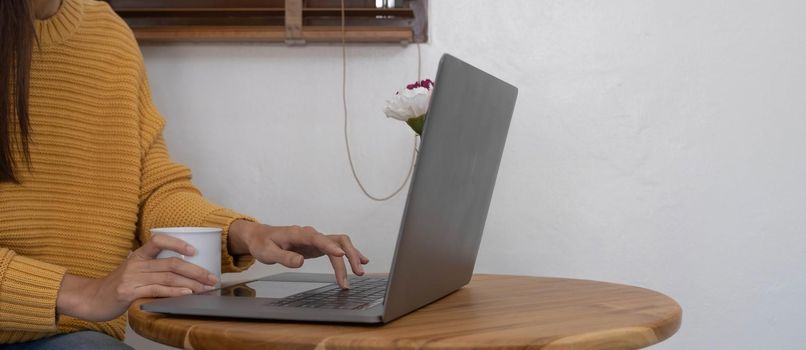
105, 0, 428, 44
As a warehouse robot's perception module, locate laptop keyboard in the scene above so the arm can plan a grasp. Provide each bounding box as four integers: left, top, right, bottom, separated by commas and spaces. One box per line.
270, 277, 387, 310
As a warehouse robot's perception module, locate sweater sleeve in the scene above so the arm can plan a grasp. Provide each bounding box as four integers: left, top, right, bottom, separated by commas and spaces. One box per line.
0, 248, 66, 332
134, 65, 255, 273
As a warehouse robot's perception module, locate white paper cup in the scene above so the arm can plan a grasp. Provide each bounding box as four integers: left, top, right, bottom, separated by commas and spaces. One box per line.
151, 227, 222, 288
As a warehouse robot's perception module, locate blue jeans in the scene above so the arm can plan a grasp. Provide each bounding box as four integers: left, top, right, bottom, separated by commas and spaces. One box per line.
2, 331, 133, 350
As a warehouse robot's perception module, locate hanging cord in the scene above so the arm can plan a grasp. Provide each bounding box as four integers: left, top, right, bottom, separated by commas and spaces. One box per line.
341, 0, 419, 201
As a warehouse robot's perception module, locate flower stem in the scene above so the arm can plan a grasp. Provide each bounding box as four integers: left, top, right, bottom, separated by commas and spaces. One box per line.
406, 115, 425, 136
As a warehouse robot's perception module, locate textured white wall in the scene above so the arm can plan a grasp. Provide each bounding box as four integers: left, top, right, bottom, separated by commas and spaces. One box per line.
126, 0, 806, 349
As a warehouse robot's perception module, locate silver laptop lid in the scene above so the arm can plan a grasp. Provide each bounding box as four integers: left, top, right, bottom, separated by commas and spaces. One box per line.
382, 54, 518, 322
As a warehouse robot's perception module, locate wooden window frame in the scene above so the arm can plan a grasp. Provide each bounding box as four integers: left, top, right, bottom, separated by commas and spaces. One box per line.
105, 0, 428, 44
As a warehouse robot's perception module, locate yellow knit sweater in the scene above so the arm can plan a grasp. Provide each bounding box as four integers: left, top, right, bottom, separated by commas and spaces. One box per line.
0, 0, 255, 343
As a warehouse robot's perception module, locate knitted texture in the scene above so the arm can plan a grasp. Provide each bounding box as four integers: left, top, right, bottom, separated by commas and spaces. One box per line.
0, 0, 254, 343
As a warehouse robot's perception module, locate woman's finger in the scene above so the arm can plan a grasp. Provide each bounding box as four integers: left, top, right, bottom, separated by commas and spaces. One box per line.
137, 272, 214, 294
330, 234, 365, 275
328, 254, 350, 289
308, 231, 346, 257
255, 238, 305, 268
142, 257, 217, 286
133, 284, 193, 299
134, 234, 196, 260
278, 227, 345, 260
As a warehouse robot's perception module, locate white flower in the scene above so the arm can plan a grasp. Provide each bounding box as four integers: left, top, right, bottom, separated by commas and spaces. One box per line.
383, 86, 432, 121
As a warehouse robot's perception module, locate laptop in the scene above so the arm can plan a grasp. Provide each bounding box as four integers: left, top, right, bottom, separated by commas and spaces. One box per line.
141, 54, 518, 324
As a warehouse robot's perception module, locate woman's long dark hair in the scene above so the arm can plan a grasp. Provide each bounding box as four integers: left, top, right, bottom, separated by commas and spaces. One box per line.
0, 0, 35, 183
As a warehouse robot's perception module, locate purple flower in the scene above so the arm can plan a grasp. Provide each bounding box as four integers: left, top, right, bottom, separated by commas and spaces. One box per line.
406, 79, 435, 91
385, 79, 435, 135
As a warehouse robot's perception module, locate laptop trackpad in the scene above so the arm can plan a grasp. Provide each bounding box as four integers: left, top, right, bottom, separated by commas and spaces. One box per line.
240, 281, 331, 298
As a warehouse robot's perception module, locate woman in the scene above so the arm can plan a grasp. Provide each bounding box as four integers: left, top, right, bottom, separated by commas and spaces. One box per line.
0, 0, 369, 348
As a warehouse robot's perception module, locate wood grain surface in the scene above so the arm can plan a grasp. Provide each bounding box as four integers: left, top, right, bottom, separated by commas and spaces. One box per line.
128, 274, 681, 350
131, 26, 414, 43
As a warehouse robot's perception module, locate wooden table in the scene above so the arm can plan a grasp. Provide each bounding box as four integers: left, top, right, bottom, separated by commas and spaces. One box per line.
129, 274, 682, 349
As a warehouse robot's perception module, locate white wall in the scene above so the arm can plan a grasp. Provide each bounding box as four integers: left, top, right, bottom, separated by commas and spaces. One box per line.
126, 1, 806, 349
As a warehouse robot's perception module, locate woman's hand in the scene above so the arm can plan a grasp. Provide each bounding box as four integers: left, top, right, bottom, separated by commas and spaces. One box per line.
228, 220, 369, 289
56, 234, 217, 322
